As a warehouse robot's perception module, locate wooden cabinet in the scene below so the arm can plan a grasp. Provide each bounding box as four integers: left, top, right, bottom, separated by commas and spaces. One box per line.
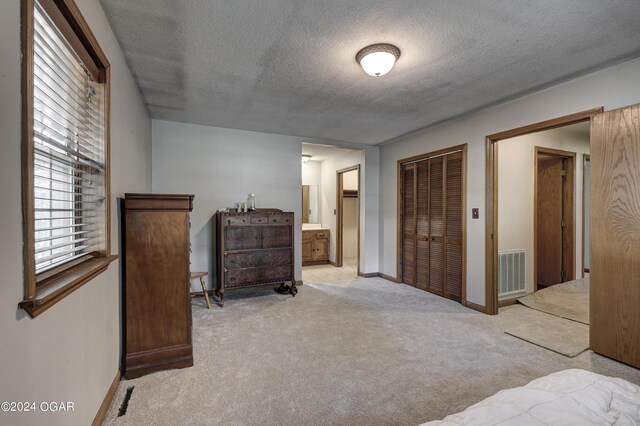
302, 229, 330, 265
216, 211, 296, 306
122, 193, 194, 379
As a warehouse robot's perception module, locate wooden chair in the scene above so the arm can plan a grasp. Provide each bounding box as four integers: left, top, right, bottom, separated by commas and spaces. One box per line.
190, 272, 211, 309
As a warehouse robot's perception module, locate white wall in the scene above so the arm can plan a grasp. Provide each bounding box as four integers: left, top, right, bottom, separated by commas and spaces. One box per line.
343, 198, 359, 259
362, 147, 380, 274
343, 169, 359, 190
498, 126, 590, 294
380, 57, 640, 308
152, 122, 381, 285
0, 0, 152, 424
152, 120, 303, 286
341, 169, 359, 260
302, 160, 321, 186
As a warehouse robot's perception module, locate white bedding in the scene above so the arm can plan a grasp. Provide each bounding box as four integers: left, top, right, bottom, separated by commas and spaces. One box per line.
421, 369, 640, 425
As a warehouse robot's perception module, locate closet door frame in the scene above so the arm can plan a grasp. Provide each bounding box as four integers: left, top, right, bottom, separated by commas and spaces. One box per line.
397, 144, 467, 305
336, 164, 361, 273
485, 108, 602, 315
581, 154, 590, 278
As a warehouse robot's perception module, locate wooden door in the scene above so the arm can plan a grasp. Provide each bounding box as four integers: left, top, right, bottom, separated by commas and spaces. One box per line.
415, 160, 430, 290
444, 153, 463, 301
401, 164, 417, 285
428, 157, 445, 295
400, 149, 465, 303
591, 103, 640, 368
535, 151, 575, 288
301, 234, 314, 263
536, 156, 564, 286
315, 237, 329, 261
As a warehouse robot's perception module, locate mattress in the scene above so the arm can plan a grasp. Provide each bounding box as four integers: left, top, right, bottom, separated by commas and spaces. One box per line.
421, 369, 640, 425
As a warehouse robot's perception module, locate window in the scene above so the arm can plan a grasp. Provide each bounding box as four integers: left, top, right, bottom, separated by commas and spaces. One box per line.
20, 0, 113, 318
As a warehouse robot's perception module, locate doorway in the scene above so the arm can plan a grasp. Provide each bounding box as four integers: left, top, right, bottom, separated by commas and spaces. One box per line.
486, 108, 601, 314
301, 143, 364, 283
336, 165, 360, 272
534, 148, 576, 289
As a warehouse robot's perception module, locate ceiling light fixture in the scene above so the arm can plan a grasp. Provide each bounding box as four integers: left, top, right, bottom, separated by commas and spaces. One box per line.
302, 154, 312, 163
356, 43, 401, 77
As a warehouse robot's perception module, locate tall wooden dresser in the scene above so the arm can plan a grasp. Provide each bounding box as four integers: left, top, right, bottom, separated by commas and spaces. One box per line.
215, 210, 295, 306
122, 193, 194, 378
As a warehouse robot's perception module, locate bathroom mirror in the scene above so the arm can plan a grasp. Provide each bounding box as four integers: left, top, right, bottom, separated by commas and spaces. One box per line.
302, 185, 319, 224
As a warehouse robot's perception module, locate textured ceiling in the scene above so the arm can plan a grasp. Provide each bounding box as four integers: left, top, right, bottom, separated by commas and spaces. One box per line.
99, 0, 640, 145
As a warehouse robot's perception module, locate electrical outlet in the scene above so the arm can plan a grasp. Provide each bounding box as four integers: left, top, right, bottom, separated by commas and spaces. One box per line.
472, 208, 479, 219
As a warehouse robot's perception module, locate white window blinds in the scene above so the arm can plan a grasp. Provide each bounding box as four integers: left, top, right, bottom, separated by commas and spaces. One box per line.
32, 0, 106, 275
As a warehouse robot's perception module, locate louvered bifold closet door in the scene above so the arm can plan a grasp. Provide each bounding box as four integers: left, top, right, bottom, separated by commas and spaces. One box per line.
402, 164, 417, 285
415, 161, 430, 290
444, 153, 463, 302
428, 157, 445, 295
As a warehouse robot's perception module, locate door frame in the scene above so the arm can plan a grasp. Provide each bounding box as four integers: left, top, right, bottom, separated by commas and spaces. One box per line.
533, 146, 576, 291
302, 185, 310, 223
335, 164, 360, 274
396, 144, 467, 304
582, 154, 590, 277
485, 108, 602, 315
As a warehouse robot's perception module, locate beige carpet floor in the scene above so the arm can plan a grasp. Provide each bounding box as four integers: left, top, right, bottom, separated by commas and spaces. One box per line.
517, 277, 589, 324
504, 310, 590, 357
105, 267, 639, 425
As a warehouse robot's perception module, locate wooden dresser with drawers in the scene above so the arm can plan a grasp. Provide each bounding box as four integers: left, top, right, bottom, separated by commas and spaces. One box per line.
215, 210, 296, 306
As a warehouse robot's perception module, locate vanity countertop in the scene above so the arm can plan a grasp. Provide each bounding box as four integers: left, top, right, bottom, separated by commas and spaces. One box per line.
302, 224, 329, 231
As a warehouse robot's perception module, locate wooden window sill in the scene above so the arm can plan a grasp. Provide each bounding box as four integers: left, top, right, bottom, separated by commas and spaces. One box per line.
19, 255, 118, 318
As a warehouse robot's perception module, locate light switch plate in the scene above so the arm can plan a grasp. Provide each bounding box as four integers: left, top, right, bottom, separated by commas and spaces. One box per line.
472, 208, 479, 219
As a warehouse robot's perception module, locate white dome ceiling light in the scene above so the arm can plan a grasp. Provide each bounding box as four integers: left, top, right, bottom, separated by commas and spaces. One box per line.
356, 43, 401, 77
